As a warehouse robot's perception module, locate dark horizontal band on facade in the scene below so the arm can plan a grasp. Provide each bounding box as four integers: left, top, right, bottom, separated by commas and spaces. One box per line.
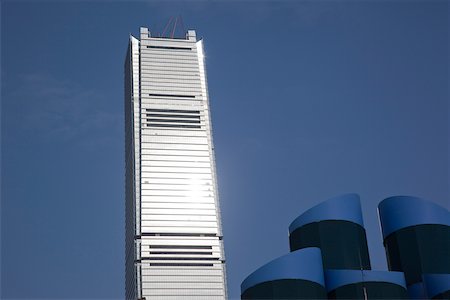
143, 65, 200, 71
142, 185, 212, 190
139, 257, 220, 261
140, 60, 199, 67
141, 80, 201, 86
147, 119, 201, 124
141, 48, 196, 54
140, 144, 208, 149
140, 136, 208, 141
141, 189, 212, 193
140, 60, 199, 66
146, 114, 201, 119
142, 128, 204, 133
149, 251, 213, 255
140, 203, 215, 207
149, 245, 213, 249
141, 147, 208, 152
148, 93, 196, 98
136, 235, 223, 241
142, 80, 201, 86
141, 158, 209, 163
140, 200, 214, 205
140, 146, 208, 152
140, 170, 211, 175
141, 143, 209, 148
140, 55, 198, 62
141, 161, 210, 163
146, 46, 192, 51
140, 181, 211, 185
141, 164, 211, 169
137, 233, 219, 237
141, 69, 201, 75
143, 218, 216, 223
141, 177, 211, 181
141, 210, 216, 214
140, 278, 224, 283
141, 184, 212, 188
146, 108, 200, 114
141, 161, 211, 166
140, 219, 217, 224
149, 263, 214, 267
141, 53, 198, 64
146, 124, 201, 129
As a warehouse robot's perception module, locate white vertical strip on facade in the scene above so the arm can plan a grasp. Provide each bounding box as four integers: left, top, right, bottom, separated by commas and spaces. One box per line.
125, 28, 227, 299
125, 35, 142, 300
196, 39, 228, 298
132, 34, 143, 300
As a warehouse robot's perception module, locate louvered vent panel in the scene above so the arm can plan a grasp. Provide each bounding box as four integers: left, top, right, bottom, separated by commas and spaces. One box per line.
145, 108, 201, 129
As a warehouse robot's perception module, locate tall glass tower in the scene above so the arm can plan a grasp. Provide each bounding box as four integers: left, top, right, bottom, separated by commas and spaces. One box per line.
124, 27, 227, 300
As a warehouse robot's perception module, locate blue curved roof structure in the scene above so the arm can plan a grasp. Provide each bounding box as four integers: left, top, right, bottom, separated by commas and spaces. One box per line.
423, 274, 450, 299
378, 196, 450, 239
289, 193, 364, 234
324, 269, 406, 292
240, 247, 325, 293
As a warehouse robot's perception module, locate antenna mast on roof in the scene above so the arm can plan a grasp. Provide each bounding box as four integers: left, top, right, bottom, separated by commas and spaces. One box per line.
160, 16, 186, 39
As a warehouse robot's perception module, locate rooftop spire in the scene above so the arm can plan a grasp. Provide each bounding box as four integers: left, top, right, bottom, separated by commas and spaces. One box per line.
159, 15, 186, 39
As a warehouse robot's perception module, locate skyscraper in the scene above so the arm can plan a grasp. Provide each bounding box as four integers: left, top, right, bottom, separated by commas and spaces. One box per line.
125, 27, 227, 300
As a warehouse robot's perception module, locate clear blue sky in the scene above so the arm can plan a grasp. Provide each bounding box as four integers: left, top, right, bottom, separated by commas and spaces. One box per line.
1, 1, 448, 299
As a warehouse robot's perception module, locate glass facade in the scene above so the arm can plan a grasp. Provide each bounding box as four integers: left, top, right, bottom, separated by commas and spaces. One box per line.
125, 28, 227, 299
242, 279, 327, 300
328, 282, 408, 299
290, 220, 371, 270
384, 224, 450, 285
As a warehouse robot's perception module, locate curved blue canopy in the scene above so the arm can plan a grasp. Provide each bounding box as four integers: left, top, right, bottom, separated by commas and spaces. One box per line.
289, 193, 364, 234
324, 269, 406, 292
378, 196, 450, 239
240, 247, 325, 293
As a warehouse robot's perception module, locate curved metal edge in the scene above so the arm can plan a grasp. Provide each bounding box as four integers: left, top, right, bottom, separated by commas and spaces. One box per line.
423, 273, 450, 299
324, 269, 407, 292
240, 247, 325, 293
289, 194, 364, 234
378, 196, 450, 239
